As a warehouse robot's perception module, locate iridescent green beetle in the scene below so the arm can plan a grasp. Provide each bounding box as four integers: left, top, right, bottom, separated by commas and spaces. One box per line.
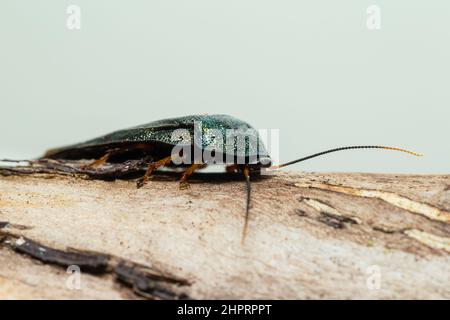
43, 114, 421, 242
44, 114, 272, 185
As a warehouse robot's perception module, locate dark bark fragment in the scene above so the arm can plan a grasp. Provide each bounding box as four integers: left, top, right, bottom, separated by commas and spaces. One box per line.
13, 237, 110, 274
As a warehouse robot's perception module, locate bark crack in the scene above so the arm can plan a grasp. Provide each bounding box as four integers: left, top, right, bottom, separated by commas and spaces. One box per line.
296, 182, 450, 223
0, 231, 190, 300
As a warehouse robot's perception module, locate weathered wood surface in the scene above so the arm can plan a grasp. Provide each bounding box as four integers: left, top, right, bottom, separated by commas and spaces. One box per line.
0, 167, 449, 299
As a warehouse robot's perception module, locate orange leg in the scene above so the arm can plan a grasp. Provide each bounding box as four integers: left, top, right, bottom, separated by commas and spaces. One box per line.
136, 156, 173, 188
179, 163, 206, 189
83, 144, 153, 169
82, 148, 122, 169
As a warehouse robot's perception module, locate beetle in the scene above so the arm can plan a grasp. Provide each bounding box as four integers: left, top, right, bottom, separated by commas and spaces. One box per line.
43, 114, 421, 242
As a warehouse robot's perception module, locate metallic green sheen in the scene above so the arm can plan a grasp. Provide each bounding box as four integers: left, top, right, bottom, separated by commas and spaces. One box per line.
46, 114, 270, 161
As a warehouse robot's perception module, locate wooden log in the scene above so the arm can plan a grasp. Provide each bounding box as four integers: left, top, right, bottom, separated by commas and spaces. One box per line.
0, 166, 449, 299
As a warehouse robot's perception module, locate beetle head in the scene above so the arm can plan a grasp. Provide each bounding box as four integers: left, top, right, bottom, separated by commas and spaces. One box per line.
235, 156, 272, 174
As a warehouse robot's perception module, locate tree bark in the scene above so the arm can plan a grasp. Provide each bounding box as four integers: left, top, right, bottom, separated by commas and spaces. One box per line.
0, 166, 449, 299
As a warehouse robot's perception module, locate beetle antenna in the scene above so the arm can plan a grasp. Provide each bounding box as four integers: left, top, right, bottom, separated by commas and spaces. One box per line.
272, 145, 422, 169
241, 166, 251, 245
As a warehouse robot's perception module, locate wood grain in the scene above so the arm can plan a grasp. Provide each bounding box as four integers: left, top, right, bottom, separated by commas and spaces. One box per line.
0, 168, 449, 299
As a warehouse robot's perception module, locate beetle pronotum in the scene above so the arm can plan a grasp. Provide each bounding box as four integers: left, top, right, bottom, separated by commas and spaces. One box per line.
42, 114, 421, 243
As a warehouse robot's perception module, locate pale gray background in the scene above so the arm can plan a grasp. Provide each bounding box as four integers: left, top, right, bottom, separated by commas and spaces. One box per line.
0, 1, 448, 173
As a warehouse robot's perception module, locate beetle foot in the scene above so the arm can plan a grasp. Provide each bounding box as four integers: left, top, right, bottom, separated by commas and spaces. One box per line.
179, 181, 190, 190
136, 178, 148, 189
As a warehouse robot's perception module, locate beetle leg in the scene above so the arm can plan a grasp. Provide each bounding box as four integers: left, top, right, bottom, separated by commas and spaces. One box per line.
82, 148, 122, 169
179, 163, 206, 190
136, 156, 173, 188
83, 153, 110, 169
83, 144, 154, 170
